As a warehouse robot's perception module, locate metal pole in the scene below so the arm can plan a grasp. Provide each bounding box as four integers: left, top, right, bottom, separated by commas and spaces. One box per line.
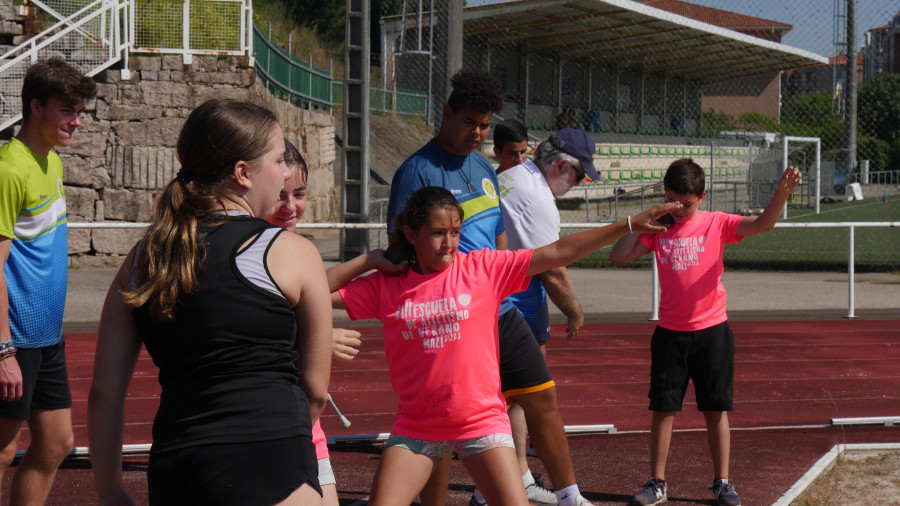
845, 0, 857, 184
846, 225, 856, 318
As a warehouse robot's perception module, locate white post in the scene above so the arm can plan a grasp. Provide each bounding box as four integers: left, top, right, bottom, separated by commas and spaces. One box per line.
846, 225, 856, 319
182, 0, 192, 65
815, 140, 821, 214
781, 136, 789, 219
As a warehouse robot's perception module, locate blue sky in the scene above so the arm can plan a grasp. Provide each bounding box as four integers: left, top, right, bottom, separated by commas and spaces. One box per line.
466, 0, 899, 57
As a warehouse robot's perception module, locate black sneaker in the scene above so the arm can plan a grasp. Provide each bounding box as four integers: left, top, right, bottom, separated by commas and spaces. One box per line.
710, 479, 741, 506
631, 477, 667, 505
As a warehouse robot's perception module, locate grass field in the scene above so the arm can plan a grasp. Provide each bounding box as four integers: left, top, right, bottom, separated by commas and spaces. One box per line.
573, 197, 900, 272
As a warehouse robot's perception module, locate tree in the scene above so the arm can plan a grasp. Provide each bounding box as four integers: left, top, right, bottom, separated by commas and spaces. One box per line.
858, 72, 900, 145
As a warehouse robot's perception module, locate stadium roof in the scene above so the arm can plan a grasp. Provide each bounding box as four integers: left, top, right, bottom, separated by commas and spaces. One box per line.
462, 0, 828, 83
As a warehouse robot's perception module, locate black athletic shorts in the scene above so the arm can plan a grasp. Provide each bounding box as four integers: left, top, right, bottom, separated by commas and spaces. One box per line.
148, 435, 321, 506
498, 308, 554, 398
648, 321, 734, 412
0, 339, 72, 420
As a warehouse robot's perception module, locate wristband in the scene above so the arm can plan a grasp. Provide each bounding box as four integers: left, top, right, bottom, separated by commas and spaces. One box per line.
627, 215, 633, 234
0, 341, 16, 362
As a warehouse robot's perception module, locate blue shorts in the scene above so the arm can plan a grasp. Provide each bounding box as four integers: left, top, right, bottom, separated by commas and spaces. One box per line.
648, 321, 735, 412
385, 433, 514, 459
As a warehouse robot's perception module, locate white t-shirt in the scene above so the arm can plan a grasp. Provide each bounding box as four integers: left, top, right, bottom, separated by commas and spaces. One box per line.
497, 159, 560, 249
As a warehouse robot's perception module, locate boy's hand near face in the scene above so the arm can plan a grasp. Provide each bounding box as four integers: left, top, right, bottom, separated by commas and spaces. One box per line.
776, 166, 803, 196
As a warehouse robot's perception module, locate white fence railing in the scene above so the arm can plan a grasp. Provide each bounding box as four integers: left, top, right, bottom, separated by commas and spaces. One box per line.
68, 221, 899, 319
0, 0, 129, 131
0, 0, 253, 131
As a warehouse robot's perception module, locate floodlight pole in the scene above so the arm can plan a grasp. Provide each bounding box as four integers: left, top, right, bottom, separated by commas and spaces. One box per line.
845, 0, 857, 184
340, 0, 371, 261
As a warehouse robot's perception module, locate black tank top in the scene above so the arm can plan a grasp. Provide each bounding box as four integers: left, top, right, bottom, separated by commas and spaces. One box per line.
133, 216, 312, 455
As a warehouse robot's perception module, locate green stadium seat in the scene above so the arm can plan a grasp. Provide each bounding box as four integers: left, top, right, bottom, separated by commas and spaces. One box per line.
606, 170, 621, 182
642, 169, 653, 179
653, 168, 664, 179
641, 146, 651, 156
597, 145, 611, 156
649, 146, 659, 156
618, 169, 633, 181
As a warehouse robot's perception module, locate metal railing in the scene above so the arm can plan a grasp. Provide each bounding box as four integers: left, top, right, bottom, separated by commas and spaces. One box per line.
331, 81, 428, 119
252, 22, 334, 110
0, 0, 130, 131
68, 220, 899, 319
129, 0, 252, 64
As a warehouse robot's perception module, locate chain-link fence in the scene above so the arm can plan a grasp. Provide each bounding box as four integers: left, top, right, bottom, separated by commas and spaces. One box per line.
362, 0, 900, 270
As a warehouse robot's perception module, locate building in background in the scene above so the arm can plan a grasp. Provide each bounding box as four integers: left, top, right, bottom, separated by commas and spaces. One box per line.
861, 11, 900, 83
643, 0, 791, 121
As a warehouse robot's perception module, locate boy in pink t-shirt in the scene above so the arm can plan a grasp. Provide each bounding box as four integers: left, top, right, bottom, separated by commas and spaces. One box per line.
610, 158, 802, 506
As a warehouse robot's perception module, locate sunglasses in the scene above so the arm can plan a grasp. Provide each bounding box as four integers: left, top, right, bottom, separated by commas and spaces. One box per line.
570, 163, 587, 181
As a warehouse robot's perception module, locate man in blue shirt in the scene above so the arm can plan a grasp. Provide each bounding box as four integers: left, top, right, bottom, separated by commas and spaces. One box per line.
387, 69, 593, 506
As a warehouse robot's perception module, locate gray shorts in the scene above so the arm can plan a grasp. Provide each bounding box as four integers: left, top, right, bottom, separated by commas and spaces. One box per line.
317, 457, 336, 486
385, 433, 514, 459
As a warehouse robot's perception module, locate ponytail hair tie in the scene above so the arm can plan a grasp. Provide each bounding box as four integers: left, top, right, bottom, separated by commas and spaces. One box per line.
176, 168, 194, 184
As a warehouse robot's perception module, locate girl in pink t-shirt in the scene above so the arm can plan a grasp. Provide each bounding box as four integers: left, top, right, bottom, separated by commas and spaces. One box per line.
329, 186, 678, 506
265, 139, 362, 506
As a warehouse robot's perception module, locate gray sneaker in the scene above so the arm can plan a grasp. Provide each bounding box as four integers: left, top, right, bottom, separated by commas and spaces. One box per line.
631, 477, 667, 505
525, 479, 558, 506
710, 479, 741, 506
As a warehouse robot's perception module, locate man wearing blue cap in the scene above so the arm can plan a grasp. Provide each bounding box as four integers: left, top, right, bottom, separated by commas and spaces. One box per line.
499, 128, 598, 355
496, 129, 597, 506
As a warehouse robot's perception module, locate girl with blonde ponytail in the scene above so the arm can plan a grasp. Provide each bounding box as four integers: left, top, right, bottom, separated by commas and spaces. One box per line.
88, 99, 333, 505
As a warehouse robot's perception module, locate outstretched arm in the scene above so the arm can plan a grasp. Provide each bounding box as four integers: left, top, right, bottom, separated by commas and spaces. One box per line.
527, 202, 681, 277
737, 166, 802, 237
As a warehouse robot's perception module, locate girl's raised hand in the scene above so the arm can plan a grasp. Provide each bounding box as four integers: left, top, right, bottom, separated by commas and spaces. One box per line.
630, 201, 683, 234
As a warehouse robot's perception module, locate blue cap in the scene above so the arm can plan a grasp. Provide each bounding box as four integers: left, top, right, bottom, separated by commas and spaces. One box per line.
551, 128, 599, 181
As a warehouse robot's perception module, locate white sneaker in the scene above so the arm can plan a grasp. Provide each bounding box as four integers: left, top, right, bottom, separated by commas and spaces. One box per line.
525, 480, 559, 506
572, 494, 596, 506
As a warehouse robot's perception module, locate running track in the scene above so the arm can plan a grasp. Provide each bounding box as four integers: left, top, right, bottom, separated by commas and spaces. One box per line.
3, 318, 899, 505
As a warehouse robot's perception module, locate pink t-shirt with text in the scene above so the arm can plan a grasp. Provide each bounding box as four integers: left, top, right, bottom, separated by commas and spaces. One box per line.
639, 211, 744, 331
338, 249, 533, 441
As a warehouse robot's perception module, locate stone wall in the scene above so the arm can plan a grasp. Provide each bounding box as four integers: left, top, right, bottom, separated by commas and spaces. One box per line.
60, 55, 338, 267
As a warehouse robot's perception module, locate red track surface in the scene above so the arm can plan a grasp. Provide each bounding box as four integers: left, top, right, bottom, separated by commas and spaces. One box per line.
3, 319, 899, 505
